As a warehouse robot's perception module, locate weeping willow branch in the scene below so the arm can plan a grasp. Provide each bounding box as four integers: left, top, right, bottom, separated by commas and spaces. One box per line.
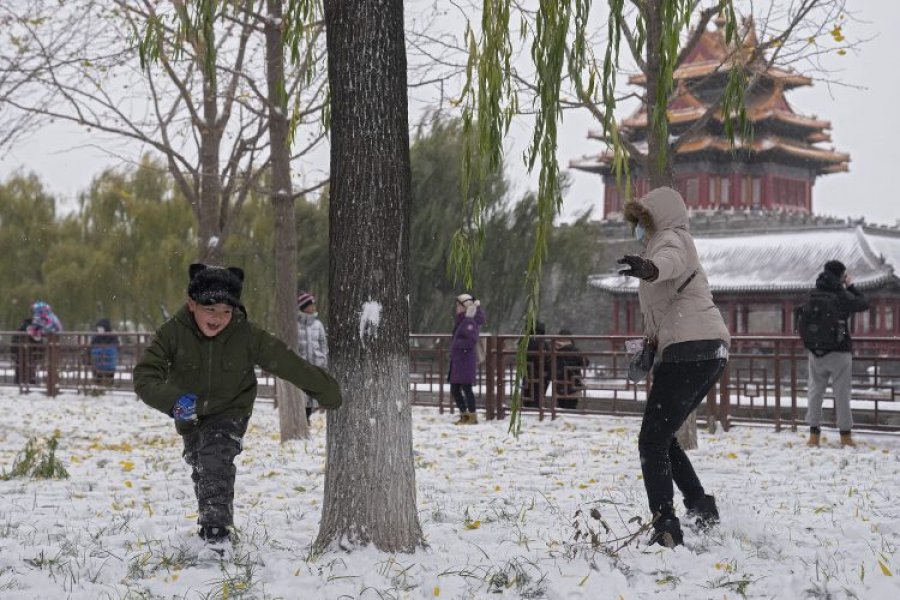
450, 0, 515, 290
457, 0, 752, 435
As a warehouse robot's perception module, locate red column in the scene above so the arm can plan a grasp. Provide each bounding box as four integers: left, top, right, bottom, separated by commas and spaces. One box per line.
764, 173, 774, 210
612, 297, 620, 333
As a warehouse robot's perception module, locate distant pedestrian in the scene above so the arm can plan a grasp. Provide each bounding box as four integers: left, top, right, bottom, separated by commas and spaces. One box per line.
13, 301, 62, 388
619, 187, 730, 548
796, 260, 869, 447
521, 321, 550, 408
448, 293, 486, 424
552, 329, 588, 410
296, 291, 329, 420
89, 318, 119, 387
27, 301, 62, 341
11, 317, 37, 385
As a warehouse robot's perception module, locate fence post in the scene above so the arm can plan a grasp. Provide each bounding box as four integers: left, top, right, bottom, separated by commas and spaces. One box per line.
437, 342, 446, 414
706, 386, 717, 434
496, 336, 506, 420
46, 333, 59, 397
773, 339, 782, 432
485, 335, 496, 421
790, 339, 799, 432
719, 362, 730, 431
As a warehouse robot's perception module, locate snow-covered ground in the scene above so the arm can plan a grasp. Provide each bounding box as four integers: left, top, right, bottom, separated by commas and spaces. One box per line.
0, 390, 898, 599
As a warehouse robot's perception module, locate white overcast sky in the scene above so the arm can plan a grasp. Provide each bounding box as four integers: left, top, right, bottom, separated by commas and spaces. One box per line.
0, 0, 897, 225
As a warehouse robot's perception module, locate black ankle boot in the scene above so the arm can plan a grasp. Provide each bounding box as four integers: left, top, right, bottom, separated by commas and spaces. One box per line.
649, 514, 683, 548
684, 494, 719, 529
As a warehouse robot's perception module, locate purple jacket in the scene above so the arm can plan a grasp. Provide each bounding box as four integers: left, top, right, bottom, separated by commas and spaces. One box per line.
448, 307, 486, 385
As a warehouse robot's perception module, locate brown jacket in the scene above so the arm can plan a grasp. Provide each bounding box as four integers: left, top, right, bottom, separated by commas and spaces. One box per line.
629, 187, 730, 355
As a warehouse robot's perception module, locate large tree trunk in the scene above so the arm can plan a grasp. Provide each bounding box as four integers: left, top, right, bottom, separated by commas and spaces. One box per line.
266, 0, 308, 441
198, 59, 225, 264
645, 0, 695, 449
316, 0, 422, 552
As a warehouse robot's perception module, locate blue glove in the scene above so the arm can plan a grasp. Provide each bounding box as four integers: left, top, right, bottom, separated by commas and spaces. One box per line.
173, 393, 198, 422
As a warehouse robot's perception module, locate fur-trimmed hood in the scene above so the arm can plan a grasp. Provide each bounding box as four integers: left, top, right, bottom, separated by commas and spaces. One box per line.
623, 186, 689, 235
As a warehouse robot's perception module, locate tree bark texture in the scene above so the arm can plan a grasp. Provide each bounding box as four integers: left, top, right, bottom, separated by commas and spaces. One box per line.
316, 0, 423, 552
266, 0, 308, 441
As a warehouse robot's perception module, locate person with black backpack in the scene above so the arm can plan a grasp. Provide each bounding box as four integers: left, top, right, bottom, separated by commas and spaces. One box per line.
795, 260, 869, 447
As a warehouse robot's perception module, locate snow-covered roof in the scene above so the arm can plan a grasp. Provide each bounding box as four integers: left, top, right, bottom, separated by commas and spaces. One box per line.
591, 226, 898, 294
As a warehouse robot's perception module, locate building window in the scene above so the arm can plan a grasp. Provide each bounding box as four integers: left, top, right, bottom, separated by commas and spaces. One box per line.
886, 305, 895, 333
708, 178, 716, 208
746, 304, 783, 333
751, 177, 761, 209
720, 177, 730, 205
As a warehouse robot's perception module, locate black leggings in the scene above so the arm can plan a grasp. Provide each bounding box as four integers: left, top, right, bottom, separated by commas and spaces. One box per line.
450, 383, 476, 413
638, 358, 726, 516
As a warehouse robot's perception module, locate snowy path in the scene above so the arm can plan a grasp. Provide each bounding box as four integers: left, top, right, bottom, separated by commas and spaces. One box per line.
0, 391, 898, 599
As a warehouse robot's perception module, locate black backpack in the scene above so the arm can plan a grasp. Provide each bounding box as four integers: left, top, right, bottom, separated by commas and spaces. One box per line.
794, 292, 846, 353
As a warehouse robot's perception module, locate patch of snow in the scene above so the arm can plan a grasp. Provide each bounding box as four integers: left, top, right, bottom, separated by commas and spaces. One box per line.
0, 392, 897, 598
358, 300, 382, 345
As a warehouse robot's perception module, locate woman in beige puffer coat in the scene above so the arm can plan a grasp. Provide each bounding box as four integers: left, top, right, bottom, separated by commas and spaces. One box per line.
617, 186, 730, 548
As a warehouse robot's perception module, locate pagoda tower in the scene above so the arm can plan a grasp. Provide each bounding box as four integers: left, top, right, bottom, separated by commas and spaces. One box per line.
571, 17, 850, 217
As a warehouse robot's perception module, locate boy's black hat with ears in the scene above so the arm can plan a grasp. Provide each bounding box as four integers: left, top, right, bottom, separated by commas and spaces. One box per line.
188, 263, 244, 307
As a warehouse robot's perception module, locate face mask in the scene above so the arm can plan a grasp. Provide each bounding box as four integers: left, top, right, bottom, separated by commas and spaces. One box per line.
634, 223, 646, 242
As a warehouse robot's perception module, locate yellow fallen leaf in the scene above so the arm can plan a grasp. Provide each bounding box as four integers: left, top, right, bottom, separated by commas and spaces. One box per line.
726, 452, 738, 459
433, 585, 440, 596
124, 480, 133, 488
879, 561, 893, 576
465, 520, 482, 530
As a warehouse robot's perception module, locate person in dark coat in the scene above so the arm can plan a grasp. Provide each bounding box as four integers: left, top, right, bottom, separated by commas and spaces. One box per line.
448, 293, 486, 425
90, 317, 120, 387
11, 318, 37, 385
803, 260, 869, 448
553, 329, 589, 410
521, 321, 549, 408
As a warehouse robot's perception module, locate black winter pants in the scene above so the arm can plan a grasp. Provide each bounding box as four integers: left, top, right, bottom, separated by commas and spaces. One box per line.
450, 383, 476, 413
639, 358, 726, 517
182, 415, 250, 529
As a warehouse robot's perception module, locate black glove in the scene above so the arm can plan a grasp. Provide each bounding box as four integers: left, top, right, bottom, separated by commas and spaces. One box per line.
617, 255, 659, 281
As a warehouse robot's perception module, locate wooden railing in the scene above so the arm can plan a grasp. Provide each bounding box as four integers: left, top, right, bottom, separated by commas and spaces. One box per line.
2, 331, 898, 432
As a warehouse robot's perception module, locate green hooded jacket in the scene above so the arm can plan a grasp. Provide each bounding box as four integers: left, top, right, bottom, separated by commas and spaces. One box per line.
133, 305, 342, 419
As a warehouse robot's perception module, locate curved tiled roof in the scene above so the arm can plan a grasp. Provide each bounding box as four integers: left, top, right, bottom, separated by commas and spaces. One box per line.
590, 226, 897, 295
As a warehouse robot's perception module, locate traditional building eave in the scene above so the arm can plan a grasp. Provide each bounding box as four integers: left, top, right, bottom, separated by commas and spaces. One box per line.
620, 107, 831, 131
590, 227, 897, 295
628, 61, 812, 89
572, 133, 849, 176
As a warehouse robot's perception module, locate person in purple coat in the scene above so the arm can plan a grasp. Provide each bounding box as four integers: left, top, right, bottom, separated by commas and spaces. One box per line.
448, 293, 486, 424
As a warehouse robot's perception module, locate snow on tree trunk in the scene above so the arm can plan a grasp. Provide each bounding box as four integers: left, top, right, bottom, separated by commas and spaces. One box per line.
266, 0, 307, 441
315, 0, 423, 552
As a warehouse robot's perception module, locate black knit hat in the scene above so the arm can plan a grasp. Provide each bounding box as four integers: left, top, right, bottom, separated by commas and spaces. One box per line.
824, 260, 846, 278
187, 263, 244, 307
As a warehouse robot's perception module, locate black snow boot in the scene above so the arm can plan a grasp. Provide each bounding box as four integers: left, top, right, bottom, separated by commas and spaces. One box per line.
649, 514, 683, 548
199, 525, 230, 545
684, 494, 720, 529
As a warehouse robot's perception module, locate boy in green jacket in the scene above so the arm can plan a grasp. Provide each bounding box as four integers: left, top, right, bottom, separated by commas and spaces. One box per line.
134, 264, 342, 547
